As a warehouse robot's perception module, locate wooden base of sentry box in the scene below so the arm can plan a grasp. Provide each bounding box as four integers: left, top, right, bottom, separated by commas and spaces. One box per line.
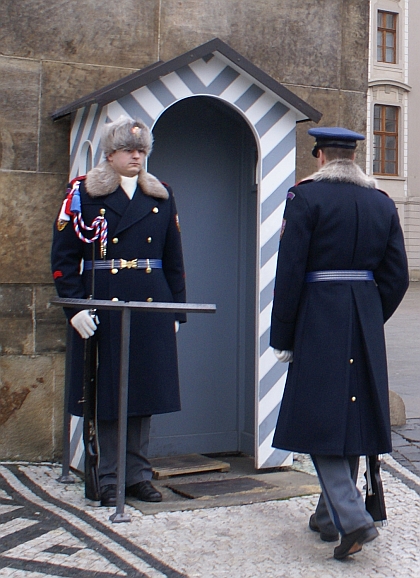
150, 453, 230, 480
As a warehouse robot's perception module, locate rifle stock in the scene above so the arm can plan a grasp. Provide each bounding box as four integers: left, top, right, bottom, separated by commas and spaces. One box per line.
82, 329, 100, 503
364, 455, 387, 526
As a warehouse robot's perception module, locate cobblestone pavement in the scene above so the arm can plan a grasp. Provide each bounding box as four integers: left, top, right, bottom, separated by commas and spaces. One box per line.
392, 418, 420, 479
1, 447, 420, 578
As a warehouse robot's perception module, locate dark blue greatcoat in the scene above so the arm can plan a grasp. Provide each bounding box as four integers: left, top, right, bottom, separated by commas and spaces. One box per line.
270, 160, 409, 456
51, 164, 186, 420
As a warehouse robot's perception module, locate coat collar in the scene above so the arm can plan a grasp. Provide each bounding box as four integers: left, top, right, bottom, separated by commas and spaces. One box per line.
88, 180, 164, 235
85, 161, 169, 200
301, 159, 378, 189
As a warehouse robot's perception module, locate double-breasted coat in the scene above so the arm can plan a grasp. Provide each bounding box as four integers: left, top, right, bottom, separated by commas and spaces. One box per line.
51, 162, 186, 421
270, 159, 409, 456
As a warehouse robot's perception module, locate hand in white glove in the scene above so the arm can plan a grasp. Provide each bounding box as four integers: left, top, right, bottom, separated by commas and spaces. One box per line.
174, 321, 180, 333
273, 349, 293, 363
71, 310, 99, 339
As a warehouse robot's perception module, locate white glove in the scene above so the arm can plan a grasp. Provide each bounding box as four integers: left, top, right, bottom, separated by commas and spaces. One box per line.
175, 321, 180, 333
71, 310, 99, 339
273, 349, 293, 363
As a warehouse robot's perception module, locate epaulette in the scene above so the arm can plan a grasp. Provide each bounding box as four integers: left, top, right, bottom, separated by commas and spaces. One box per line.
70, 175, 86, 186
160, 181, 174, 197
295, 178, 314, 186
376, 188, 389, 197
56, 177, 85, 230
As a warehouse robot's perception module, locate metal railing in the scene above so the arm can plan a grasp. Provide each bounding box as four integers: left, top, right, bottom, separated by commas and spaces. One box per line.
52, 297, 216, 522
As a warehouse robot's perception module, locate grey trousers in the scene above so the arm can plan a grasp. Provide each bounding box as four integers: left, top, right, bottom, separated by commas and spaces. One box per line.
97, 416, 153, 488
311, 455, 374, 536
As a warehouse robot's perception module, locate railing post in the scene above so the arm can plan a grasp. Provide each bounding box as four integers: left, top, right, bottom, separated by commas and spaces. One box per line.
57, 321, 75, 484
109, 307, 132, 523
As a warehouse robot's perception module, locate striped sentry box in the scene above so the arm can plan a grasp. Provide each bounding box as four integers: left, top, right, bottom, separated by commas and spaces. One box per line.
67, 48, 308, 470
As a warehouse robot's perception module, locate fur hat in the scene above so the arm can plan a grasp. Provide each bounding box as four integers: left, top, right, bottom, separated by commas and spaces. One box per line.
100, 116, 153, 157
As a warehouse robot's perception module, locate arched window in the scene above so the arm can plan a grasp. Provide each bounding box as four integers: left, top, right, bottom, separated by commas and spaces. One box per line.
79, 141, 93, 174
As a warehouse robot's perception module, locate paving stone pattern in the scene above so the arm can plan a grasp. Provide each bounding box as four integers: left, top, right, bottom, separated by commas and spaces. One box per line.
0, 449, 420, 577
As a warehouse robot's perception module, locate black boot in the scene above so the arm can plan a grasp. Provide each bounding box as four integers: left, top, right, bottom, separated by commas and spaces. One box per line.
126, 480, 162, 502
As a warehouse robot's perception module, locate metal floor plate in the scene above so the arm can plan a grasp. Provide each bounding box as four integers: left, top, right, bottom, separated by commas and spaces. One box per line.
165, 476, 277, 499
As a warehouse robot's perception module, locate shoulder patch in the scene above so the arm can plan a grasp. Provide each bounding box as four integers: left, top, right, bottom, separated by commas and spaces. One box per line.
56, 219, 68, 231
286, 191, 295, 201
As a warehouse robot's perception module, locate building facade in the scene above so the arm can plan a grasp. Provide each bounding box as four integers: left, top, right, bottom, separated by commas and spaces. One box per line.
368, 0, 420, 278
0, 0, 370, 460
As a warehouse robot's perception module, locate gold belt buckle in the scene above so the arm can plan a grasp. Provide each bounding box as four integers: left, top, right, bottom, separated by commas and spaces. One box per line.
120, 258, 138, 270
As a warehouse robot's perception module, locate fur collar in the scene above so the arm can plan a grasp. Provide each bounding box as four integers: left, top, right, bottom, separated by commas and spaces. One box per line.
303, 159, 378, 189
85, 161, 169, 199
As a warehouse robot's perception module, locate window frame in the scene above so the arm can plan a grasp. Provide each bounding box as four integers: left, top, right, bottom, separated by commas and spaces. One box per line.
373, 104, 399, 177
377, 10, 397, 64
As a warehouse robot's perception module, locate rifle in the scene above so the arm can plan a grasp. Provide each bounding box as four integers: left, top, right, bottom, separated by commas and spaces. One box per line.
82, 242, 100, 504
364, 455, 387, 526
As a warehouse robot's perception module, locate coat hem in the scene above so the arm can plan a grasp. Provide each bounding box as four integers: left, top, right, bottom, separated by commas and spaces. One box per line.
271, 443, 392, 456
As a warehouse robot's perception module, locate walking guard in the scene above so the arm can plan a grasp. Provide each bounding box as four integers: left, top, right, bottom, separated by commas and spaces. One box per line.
51, 116, 186, 507
270, 126, 409, 560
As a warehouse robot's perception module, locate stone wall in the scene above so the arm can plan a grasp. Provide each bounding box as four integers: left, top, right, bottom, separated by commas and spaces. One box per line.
0, 0, 370, 459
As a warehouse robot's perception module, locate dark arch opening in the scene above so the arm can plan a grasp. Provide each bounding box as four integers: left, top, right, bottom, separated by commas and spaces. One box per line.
148, 95, 258, 457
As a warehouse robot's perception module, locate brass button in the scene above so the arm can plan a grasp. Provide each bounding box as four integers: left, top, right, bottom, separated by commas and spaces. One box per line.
112, 237, 119, 244
351, 396, 356, 402
146, 267, 152, 273
147, 237, 152, 243
146, 297, 153, 302
152, 207, 159, 214
111, 268, 118, 274
349, 358, 354, 364
111, 297, 119, 301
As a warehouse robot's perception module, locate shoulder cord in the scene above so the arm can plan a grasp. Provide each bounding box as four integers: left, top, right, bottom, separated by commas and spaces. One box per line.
70, 181, 108, 259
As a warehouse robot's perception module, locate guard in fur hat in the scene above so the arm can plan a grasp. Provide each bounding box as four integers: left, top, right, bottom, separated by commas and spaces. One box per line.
270, 127, 409, 560
52, 116, 186, 506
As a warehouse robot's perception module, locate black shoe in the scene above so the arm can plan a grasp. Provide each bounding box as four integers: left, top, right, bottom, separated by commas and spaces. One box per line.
309, 514, 339, 542
334, 524, 379, 560
100, 484, 117, 507
126, 480, 162, 502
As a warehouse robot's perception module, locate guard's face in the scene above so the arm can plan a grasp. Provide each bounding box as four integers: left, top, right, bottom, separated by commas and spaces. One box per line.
107, 149, 146, 177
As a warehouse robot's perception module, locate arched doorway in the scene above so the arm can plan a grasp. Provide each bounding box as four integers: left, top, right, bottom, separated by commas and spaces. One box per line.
148, 96, 258, 457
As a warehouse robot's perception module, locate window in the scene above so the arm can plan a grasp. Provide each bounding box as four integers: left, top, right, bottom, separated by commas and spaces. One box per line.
373, 105, 398, 175
377, 11, 397, 63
